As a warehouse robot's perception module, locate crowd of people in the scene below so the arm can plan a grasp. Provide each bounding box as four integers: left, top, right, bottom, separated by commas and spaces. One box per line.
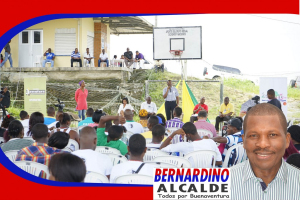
0, 79, 300, 199
41, 47, 151, 69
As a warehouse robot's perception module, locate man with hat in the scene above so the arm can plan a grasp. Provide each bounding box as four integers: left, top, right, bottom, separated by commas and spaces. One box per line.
212, 117, 243, 167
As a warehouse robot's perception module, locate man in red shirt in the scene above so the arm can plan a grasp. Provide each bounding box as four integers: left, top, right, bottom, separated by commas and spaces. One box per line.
190, 97, 208, 122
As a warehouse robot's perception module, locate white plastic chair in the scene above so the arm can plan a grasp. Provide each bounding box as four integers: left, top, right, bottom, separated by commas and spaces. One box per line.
62, 147, 73, 152
143, 149, 169, 162
184, 150, 217, 168
95, 146, 121, 155
14, 161, 50, 178
4, 150, 19, 162
114, 174, 153, 184
66, 139, 79, 152
0, 137, 4, 143
197, 129, 214, 138
143, 127, 149, 132
144, 161, 177, 168
166, 127, 184, 144
121, 131, 134, 145
223, 143, 247, 168
106, 153, 128, 166
84, 171, 109, 183
153, 156, 192, 168
33, 55, 42, 67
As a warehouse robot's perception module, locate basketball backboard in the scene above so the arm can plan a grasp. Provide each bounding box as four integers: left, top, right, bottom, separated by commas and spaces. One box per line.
153, 26, 202, 60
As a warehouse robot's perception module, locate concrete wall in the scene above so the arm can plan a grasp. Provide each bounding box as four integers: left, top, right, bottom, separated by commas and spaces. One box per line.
1, 67, 132, 83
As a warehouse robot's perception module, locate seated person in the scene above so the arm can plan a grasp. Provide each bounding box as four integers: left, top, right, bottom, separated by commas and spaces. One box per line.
72, 127, 113, 178
42, 48, 55, 68
48, 110, 63, 129
156, 114, 166, 127
78, 108, 94, 127
124, 48, 133, 68
1, 115, 15, 142
98, 49, 109, 67
288, 125, 300, 152
44, 107, 56, 125
123, 109, 144, 134
194, 110, 217, 138
154, 60, 164, 73
88, 109, 106, 127
160, 122, 222, 167
147, 124, 165, 149
112, 55, 118, 67
191, 97, 208, 122
110, 134, 156, 183
286, 154, 300, 169
133, 51, 144, 69
212, 118, 243, 167
48, 153, 86, 182
140, 96, 157, 117
165, 107, 184, 129
71, 48, 82, 67
83, 48, 94, 67
19, 110, 29, 135
16, 123, 65, 178
138, 109, 148, 128
51, 113, 79, 145
215, 97, 234, 132
141, 116, 159, 139
120, 55, 125, 67
1, 120, 34, 152
48, 131, 70, 149
118, 97, 134, 116
97, 115, 128, 155
283, 140, 299, 161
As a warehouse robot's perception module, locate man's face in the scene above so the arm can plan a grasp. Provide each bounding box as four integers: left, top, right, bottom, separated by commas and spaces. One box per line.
48, 48, 51, 53
3, 87, 8, 93
75, 48, 78, 53
136, 52, 139, 55
102, 49, 105, 54
242, 115, 290, 172
127, 48, 129, 52
200, 97, 205, 104
226, 124, 237, 135
86, 48, 89, 53
224, 98, 229, 105
146, 97, 151, 104
167, 81, 172, 87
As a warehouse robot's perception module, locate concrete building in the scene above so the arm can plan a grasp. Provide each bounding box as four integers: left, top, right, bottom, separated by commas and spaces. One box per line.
1, 17, 153, 68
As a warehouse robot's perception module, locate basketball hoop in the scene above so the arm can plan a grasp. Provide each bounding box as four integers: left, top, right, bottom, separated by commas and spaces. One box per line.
170, 50, 183, 59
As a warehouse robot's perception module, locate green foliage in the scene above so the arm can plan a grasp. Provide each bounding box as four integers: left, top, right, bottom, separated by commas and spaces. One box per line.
7, 107, 23, 120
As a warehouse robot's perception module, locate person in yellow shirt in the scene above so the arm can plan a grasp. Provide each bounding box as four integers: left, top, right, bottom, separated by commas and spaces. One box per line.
215, 97, 234, 132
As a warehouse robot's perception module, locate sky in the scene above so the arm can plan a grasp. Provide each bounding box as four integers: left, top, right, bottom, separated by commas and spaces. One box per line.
110, 14, 300, 80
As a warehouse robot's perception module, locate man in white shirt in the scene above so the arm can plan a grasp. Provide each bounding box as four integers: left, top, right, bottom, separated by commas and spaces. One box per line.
110, 134, 156, 183
160, 122, 223, 167
146, 124, 165, 149
72, 126, 113, 178
154, 60, 164, 73
140, 96, 157, 117
83, 48, 94, 67
123, 109, 144, 134
19, 110, 29, 135
98, 49, 109, 67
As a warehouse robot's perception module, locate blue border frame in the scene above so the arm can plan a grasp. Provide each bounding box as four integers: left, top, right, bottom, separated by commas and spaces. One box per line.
0, 13, 163, 186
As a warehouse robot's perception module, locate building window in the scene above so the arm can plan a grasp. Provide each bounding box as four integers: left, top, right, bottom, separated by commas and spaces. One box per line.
22, 32, 28, 44
55, 28, 76, 55
34, 31, 41, 43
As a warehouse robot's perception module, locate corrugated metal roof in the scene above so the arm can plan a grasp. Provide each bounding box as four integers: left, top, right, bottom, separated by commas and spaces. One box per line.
94, 16, 154, 35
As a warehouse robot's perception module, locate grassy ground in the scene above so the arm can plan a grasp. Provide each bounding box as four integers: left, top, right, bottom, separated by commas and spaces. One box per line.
5, 69, 300, 125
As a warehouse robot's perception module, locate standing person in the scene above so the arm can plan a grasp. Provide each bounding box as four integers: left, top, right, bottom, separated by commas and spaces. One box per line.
124, 48, 133, 68
117, 97, 134, 116
42, 48, 55, 68
0, 40, 13, 68
231, 103, 300, 200
140, 96, 157, 117
71, 48, 82, 67
163, 80, 179, 120
215, 97, 234, 132
75, 80, 88, 120
98, 49, 109, 67
83, 48, 94, 67
133, 51, 144, 69
0, 86, 10, 118
267, 89, 282, 110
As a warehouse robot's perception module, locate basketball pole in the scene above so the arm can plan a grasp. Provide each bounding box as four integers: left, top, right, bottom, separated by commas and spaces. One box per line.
181, 60, 187, 81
